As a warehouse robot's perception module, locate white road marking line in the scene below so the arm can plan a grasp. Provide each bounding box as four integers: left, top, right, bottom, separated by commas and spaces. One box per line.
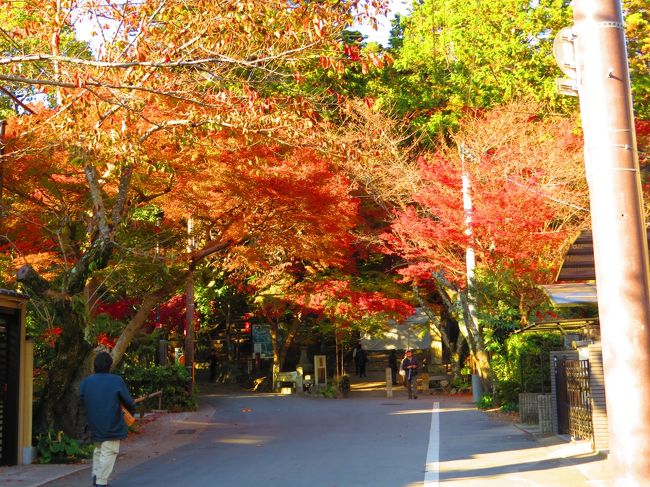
424, 401, 440, 486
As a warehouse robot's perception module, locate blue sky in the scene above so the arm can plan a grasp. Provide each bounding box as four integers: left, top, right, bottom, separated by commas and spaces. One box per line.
353, 0, 412, 46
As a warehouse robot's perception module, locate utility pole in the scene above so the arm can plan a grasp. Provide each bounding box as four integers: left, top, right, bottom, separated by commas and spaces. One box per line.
0, 120, 5, 207
570, 1, 650, 483
460, 144, 482, 402
185, 215, 196, 392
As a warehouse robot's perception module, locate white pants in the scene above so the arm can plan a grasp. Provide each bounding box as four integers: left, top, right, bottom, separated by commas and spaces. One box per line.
92, 439, 120, 486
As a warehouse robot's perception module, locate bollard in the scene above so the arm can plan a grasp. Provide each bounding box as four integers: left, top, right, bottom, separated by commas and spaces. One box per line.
386, 367, 393, 398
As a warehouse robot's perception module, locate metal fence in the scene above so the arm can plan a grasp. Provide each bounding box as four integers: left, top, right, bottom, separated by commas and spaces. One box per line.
565, 359, 594, 441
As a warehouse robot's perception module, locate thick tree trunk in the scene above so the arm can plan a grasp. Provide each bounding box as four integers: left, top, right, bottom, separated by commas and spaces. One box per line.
269, 318, 302, 388
433, 276, 494, 391
414, 286, 465, 379
269, 322, 282, 389
32, 299, 93, 438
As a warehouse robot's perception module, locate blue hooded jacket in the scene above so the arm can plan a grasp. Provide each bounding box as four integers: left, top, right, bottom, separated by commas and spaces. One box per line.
79, 372, 136, 442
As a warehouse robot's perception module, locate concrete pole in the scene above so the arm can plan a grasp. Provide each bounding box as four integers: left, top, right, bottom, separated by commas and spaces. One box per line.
0, 120, 5, 205
185, 216, 195, 391
460, 145, 482, 399
573, 1, 650, 483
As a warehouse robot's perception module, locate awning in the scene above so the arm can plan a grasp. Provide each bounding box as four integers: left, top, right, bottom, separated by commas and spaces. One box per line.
539, 283, 598, 307
518, 317, 599, 334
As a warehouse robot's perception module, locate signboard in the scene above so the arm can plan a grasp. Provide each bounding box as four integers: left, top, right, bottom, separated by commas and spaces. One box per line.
251, 324, 273, 359
314, 355, 327, 385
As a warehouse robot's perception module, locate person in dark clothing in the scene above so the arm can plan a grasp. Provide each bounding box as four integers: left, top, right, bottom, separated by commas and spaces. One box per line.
400, 349, 419, 399
208, 349, 218, 382
354, 343, 368, 378
388, 349, 399, 385
80, 351, 136, 487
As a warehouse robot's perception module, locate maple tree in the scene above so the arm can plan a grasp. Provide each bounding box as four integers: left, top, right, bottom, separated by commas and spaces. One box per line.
0, 0, 399, 435
1, 0, 642, 439
247, 272, 413, 380
2, 108, 372, 430
380, 102, 590, 384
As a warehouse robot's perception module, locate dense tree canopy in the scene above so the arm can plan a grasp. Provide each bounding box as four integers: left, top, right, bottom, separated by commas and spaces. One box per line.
0, 0, 648, 435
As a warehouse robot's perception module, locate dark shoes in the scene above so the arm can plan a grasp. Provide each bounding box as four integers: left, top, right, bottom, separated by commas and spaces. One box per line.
94, 476, 109, 487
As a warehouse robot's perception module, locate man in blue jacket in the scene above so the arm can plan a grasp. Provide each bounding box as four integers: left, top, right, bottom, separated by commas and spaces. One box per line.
80, 351, 136, 487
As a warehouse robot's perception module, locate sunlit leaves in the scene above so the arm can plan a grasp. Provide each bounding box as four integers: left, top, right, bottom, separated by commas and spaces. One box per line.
382, 102, 588, 288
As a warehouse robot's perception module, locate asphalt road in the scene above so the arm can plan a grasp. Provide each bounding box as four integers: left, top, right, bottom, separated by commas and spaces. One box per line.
117, 393, 432, 487
43, 390, 609, 487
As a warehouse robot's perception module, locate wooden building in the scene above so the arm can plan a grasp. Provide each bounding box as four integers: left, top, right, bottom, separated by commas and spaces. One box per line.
0, 289, 34, 465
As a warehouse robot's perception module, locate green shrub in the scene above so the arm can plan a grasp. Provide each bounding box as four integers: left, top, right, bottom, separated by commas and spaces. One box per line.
118, 363, 197, 411
336, 374, 351, 394
500, 401, 519, 413
321, 382, 335, 398
504, 332, 563, 393
476, 394, 493, 410
450, 377, 470, 389
36, 430, 93, 464
494, 380, 520, 406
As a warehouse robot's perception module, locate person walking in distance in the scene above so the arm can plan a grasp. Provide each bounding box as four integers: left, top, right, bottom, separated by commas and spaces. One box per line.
354, 342, 368, 378
80, 351, 136, 487
401, 349, 419, 399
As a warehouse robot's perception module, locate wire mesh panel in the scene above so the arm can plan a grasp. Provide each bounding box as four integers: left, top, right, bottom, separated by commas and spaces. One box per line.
565, 359, 593, 441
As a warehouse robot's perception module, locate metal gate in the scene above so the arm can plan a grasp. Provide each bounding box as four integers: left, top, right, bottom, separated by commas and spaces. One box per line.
565, 359, 593, 441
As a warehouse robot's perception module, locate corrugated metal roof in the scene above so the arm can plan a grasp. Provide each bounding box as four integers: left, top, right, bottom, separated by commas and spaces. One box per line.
518, 317, 599, 334
556, 228, 650, 282
539, 283, 598, 307
556, 230, 596, 281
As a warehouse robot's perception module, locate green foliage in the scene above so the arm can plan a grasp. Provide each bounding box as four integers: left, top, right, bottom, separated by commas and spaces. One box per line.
450, 377, 470, 389
321, 382, 336, 399
476, 394, 494, 410
35, 430, 93, 464
335, 374, 351, 394
370, 0, 576, 141
118, 363, 197, 411
494, 379, 521, 406
505, 332, 563, 392
131, 205, 165, 224
500, 401, 519, 413
624, 0, 650, 118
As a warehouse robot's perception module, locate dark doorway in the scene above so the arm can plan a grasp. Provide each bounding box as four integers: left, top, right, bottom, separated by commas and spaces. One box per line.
0, 307, 20, 466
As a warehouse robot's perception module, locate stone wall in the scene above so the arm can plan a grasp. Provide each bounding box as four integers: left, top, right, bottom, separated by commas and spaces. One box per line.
538, 394, 553, 433
519, 393, 539, 424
